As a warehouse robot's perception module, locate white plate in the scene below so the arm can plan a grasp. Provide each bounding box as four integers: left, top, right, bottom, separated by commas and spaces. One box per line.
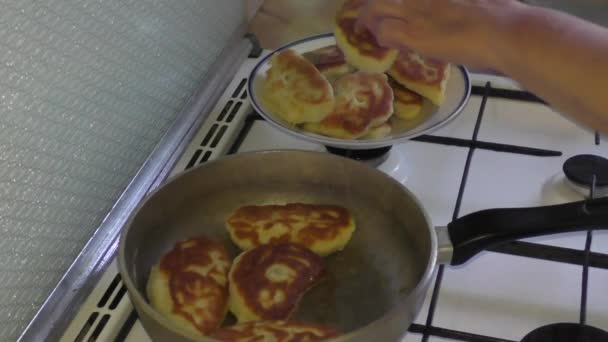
248, 33, 471, 149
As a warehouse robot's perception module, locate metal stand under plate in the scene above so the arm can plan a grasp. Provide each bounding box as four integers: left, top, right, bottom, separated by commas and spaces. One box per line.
325, 146, 392, 167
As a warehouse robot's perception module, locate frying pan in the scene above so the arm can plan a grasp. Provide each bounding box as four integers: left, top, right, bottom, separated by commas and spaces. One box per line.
118, 150, 608, 341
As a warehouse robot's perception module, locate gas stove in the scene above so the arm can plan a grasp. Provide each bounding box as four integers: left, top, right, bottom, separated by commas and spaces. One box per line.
57, 51, 608, 342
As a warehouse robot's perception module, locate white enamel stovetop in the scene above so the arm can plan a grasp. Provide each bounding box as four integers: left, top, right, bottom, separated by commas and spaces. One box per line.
60, 54, 608, 342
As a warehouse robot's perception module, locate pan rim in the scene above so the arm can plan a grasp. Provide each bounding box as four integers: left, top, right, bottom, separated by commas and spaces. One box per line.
117, 149, 439, 341
247, 32, 472, 150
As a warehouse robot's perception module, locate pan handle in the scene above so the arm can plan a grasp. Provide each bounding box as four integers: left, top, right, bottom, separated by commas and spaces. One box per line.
446, 197, 608, 266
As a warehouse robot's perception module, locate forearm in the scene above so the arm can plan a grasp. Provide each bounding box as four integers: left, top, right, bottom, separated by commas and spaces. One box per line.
491, 3, 608, 132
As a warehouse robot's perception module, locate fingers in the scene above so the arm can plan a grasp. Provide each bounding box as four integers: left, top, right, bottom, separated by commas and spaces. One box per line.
360, 0, 431, 21
374, 18, 414, 50
362, 0, 407, 19
359, 0, 408, 30
358, 0, 433, 38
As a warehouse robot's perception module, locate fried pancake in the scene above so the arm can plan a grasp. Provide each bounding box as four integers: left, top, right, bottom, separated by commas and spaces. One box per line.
388, 50, 451, 105
334, 0, 398, 73
146, 236, 231, 336
362, 122, 391, 139
302, 45, 354, 84
261, 49, 335, 124
210, 320, 341, 342
228, 243, 325, 323
391, 81, 424, 120
226, 203, 355, 257
303, 72, 394, 139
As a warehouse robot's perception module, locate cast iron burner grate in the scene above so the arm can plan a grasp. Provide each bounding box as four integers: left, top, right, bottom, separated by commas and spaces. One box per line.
520, 323, 608, 342
324, 146, 392, 166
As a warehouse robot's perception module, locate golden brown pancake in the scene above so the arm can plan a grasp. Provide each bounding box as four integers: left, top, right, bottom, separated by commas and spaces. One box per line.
210, 320, 341, 342
388, 50, 451, 105
261, 49, 335, 124
302, 45, 354, 83
228, 243, 325, 323
226, 203, 355, 257
334, 0, 398, 73
146, 236, 231, 336
362, 122, 391, 139
391, 80, 424, 120
303, 72, 394, 139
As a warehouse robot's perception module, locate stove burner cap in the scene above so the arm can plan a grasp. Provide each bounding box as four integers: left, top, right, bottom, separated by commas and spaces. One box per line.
325, 146, 392, 166
521, 323, 608, 342
563, 154, 608, 188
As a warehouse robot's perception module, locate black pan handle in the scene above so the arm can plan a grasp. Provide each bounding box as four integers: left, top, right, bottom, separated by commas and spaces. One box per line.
447, 197, 608, 266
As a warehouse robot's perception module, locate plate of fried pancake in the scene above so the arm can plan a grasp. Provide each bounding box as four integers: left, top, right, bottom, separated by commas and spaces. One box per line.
247, 0, 471, 149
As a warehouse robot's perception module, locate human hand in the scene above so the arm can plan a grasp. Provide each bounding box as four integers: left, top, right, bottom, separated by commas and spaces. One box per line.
358, 0, 521, 70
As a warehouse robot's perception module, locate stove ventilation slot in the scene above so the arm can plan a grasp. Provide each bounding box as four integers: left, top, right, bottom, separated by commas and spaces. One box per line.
70, 272, 129, 342
180, 77, 250, 171
97, 274, 122, 308
232, 78, 247, 98
74, 312, 98, 341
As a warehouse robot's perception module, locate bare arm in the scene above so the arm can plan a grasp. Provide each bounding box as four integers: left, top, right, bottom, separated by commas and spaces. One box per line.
496, 3, 608, 132
360, 0, 608, 132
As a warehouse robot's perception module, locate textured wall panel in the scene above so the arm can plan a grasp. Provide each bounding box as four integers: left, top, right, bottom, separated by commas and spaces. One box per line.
0, 0, 244, 340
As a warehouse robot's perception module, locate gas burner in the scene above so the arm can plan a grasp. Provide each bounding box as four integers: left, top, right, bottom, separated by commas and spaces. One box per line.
521, 323, 608, 342
325, 146, 392, 167
563, 154, 608, 197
